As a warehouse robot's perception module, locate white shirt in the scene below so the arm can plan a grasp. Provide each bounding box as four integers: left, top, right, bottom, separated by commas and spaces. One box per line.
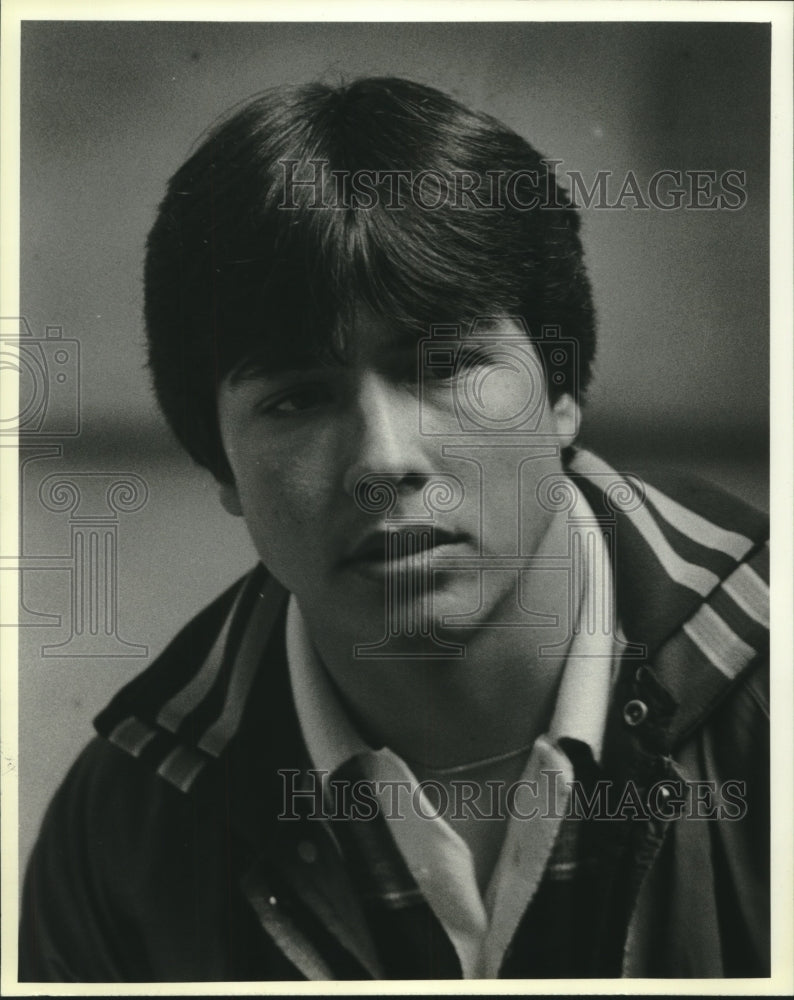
286, 488, 617, 978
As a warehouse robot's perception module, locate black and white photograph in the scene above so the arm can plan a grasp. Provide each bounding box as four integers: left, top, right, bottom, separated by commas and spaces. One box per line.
2, 1, 791, 991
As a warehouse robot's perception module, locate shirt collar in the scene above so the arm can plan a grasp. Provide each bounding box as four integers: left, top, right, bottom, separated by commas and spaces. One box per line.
546, 486, 619, 763
287, 484, 616, 773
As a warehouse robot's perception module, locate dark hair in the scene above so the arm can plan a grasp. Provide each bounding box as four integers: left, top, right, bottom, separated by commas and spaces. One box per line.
144, 77, 596, 481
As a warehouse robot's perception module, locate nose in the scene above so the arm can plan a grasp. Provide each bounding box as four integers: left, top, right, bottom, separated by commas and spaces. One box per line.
341, 373, 432, 497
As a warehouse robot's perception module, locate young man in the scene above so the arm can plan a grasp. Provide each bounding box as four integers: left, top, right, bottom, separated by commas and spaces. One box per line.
20, 77, 769, 981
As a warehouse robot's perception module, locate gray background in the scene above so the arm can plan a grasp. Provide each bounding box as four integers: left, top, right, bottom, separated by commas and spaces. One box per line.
18, 21, 769, 872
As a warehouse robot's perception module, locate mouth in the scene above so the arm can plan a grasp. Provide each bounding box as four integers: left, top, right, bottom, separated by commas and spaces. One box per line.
342, 526, 468, 576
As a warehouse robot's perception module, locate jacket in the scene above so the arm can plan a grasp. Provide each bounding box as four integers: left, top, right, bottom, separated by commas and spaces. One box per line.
19, 449, 770, 981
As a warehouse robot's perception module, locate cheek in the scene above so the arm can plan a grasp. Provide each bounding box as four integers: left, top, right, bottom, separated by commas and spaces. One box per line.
235, 479, 321, 586
519, 453, 566, 535
232, 449, 338, 541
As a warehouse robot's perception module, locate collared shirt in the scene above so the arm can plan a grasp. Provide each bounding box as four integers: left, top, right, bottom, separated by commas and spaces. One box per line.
286, 485, 618, 978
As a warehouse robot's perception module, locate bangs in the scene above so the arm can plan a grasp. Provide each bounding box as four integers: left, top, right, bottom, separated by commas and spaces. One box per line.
215, 170, 537, 377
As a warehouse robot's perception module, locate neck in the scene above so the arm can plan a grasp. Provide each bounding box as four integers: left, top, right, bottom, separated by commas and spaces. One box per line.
313, 626, 568, 769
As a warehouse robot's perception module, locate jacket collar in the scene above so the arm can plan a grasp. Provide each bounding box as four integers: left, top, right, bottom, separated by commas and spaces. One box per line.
568, 448, 768, 759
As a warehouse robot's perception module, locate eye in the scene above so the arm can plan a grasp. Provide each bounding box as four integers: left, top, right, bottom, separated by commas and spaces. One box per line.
424, 345, 493, 382
455, 345, 494, 373
259, 382, 333, 416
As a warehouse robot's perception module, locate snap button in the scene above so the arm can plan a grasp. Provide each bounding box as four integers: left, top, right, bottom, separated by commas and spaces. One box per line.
297, 840, 318, 864
623, 699, 649, 726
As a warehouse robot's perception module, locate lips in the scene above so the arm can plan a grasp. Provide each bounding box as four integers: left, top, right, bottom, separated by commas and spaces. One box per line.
343, 526, 466, 568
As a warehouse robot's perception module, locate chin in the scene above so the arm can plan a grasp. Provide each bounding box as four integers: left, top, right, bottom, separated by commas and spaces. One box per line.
336, 574, 480, 660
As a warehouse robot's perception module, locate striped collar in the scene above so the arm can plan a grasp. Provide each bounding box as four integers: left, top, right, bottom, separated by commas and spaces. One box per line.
94, 448, 769, 795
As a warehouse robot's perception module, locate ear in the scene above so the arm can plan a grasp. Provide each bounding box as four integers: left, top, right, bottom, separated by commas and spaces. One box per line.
218, 480, 243, 518
550, 393, 580, 447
